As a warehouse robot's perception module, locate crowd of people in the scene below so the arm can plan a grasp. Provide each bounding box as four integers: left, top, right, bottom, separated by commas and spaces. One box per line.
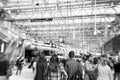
33, 51, 120, 80
0, 51, 120, 80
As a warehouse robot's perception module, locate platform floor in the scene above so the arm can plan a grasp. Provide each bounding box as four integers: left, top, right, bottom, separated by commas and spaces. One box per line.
9, 66, 116, 80
9, 66, 35, 80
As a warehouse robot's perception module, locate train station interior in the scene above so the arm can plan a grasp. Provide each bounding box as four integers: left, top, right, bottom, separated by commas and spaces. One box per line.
0, 0, 120, 80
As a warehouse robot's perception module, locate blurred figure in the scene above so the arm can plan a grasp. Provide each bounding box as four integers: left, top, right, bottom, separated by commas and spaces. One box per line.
0, 54, 11, 80
29, 57, 36, 72
107, 57, 114, 70
61, 59, 67, 67
65, 51, 83, 80
34, 53, 47, 80
114, 56, 120, 80
15, 57, 24, 75
84, 55, 97, 80
97, 55, 112, 80
44, 54, 68, 80
93, 57, 98, 65
32, 59, 36, 73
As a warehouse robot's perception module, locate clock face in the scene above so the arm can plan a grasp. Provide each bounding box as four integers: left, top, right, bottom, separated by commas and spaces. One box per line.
59, 38, 64, 42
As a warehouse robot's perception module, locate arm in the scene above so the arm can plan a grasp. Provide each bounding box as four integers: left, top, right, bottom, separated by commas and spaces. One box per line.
108, 67, 113, 80
78, 62, 83, 75
60, 63, 68, 80
84, 62, 94, 71
64, 62, 68, 74
62, 68, 68, 80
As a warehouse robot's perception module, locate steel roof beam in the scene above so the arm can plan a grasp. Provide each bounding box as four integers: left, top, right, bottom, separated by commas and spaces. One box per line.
4, 0, 120, 11
5, 13, 116, 22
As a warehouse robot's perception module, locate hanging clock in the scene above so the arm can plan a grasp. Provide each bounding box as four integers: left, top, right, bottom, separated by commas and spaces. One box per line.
59, 37, 64, 43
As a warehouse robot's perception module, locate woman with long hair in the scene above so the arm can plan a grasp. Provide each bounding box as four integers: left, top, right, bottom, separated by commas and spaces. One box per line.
44, 54, 68, 80
34, 53, 47, 80
97, 55, 112, 80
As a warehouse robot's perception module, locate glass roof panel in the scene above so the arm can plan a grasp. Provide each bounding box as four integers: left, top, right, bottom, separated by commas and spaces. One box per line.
0, 0, 120, 53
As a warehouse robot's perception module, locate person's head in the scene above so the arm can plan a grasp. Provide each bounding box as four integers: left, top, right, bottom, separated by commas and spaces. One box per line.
100, 55, 107, 66
34, 47, 39, 55
50, 54, 59, 63
48, 54, 60, 72
86, 55, 93, 62
69, 51, 75, 58
38, 54, 47, 63
93, 57, 98, 64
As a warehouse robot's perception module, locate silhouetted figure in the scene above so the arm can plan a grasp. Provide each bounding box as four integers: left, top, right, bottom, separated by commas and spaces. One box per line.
0, 54, 11, 80
34, 54, 47, 80
15, 57, 24, 75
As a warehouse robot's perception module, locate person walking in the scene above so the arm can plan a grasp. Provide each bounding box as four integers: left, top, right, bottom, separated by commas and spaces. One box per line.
65, 51, 83, 80
29, 57, 36, 72
97, 55, 112, 80
44, 54, 68, 80
15, 57, 24, 75
32, 60, 36, 73
84, 55, 97, 80
34, 53, 47, 80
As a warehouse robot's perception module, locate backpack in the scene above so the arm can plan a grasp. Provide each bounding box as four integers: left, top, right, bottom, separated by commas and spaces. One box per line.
70, 62, 83, 80
87, 64, 98, 80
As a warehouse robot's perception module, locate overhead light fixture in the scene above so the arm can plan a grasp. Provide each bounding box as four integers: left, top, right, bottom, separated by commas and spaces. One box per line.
94, 30, 97, 35
30, 18, 53, 22
106, 24, 111, 28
